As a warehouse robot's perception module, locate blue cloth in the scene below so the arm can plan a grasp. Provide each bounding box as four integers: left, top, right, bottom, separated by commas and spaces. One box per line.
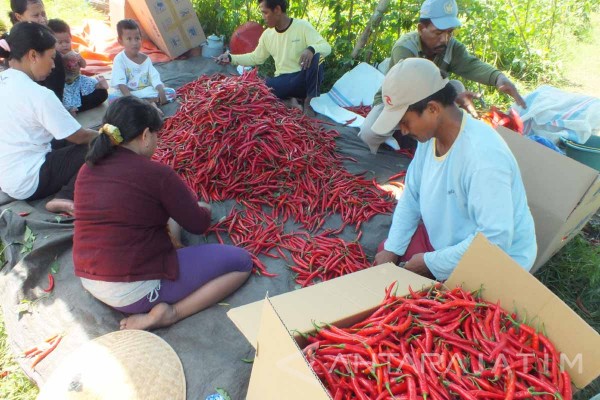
265, 53, 324, 99
528, 135, 565, 154
63, 75, 98, 110
385, 112, 537, 280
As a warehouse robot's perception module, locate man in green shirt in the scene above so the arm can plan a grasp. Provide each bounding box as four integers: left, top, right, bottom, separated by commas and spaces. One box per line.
215, 0, 331, 116
359, 0, 526, 153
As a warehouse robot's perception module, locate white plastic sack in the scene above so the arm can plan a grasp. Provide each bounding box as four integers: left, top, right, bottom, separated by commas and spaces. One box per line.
311, 62, 385, 128
513, 85, 600, 144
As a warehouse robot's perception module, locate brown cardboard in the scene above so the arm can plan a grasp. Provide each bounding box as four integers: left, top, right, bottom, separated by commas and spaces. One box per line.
109, 0, 136, 29
228, 264, 434, 347
446, 235, 600, 388
113, 0, 207, 59
228, 234, 600, 399
497, 126, 600, 272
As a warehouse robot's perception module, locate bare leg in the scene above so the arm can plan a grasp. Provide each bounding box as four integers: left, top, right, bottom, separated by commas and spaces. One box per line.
303, 97, 316, 117
45, 198, 75, 215
120, 270, 251, 330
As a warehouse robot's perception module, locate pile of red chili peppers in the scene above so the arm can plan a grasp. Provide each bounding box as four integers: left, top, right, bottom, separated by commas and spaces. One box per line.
155, 70, 395, 279
304, 283, 571, 400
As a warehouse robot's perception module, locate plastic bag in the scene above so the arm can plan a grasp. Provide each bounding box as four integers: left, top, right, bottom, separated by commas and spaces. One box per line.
512, 85, 600, 144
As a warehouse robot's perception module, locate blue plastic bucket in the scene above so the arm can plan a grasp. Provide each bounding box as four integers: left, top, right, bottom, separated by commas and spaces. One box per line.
562, 135, 600, 172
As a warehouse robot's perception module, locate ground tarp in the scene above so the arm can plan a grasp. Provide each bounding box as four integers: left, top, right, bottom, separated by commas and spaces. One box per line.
0, 55, 409, 399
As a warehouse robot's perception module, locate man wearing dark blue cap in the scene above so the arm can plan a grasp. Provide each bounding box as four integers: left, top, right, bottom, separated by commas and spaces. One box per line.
358, 0, 526, 154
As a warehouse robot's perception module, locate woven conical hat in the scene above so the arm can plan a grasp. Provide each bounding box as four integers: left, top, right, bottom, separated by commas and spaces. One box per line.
37, 330, 185, 400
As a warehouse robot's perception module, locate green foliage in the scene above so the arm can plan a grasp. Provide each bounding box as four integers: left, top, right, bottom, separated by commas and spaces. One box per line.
191, 0, 598, 97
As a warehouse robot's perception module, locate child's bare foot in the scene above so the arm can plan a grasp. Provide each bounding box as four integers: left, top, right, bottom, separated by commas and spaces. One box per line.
303, 97, 316, 117
46, 198, 75, 215
96, 75, 109, 90
120, 302, 178, 331
69, 108, 77, 117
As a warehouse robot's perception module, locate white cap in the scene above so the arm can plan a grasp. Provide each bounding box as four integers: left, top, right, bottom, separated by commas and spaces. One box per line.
371, 58, 449, 135
420, 0, 461, 30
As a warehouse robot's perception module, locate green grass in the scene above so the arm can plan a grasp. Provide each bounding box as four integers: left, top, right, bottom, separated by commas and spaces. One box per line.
535, 225, 600, 399
0, 318, 39, 400
0, 0, 106, 32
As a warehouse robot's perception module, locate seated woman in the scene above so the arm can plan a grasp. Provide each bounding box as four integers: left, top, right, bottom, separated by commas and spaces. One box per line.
0, 22, 98, 214
73, 96, 252, 330
9, 0, 108, 110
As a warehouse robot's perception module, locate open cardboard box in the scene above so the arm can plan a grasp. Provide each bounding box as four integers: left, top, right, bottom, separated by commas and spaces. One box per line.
496, 127, 600, 273
228, 234, 600, 399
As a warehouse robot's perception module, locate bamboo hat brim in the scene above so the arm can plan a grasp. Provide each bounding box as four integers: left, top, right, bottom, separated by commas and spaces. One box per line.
37, 330, 185, 400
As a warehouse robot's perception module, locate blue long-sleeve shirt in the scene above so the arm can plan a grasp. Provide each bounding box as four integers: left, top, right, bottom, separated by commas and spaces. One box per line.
384, 112, 537, 280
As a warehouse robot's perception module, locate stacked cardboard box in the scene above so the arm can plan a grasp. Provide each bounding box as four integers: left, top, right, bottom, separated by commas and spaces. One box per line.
109, 0, 206, 59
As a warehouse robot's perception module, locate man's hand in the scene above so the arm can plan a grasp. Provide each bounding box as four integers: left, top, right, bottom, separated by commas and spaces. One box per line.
214, 52, 231, 65
455, 91, 482, 118
403, 253, 435, 279
299, 49, 314, 70
496, 74, 526, 108
374, 249, 399, 266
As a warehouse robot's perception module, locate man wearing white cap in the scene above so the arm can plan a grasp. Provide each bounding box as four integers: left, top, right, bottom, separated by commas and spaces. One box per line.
372, 58, 536, 280
358, 0, 526, 154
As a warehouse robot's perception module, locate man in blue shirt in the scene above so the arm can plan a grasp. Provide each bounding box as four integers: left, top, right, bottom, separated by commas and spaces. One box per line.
372, 58, 536, 280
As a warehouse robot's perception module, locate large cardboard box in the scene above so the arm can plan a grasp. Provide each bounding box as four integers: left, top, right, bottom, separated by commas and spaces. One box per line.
497, 127, 600, 273
110, 0, 206, 59
109, 0, 136, 29
228, 234, 600, 399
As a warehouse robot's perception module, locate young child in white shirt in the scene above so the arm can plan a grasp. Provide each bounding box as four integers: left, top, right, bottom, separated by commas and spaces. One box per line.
109, 19, 175, 106
47, 19, 108, 116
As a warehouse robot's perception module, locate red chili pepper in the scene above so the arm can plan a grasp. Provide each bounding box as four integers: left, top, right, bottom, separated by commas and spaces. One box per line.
561, 371, 572, 400
30, 335, 62, 370
504, 369, 516, 400
42, 274, 54, 293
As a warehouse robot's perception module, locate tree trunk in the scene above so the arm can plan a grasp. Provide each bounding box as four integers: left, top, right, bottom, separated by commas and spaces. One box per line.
351, 0, 391, 60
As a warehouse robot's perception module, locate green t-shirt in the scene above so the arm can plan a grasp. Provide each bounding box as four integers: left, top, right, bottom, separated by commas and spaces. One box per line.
374, 31, 501, 105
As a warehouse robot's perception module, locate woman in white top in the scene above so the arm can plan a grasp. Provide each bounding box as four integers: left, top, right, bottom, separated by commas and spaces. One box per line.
0, 22, 97, 214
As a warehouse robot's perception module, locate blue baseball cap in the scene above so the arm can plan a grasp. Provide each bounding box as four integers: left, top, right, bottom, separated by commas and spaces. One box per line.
419, 0, 461, 30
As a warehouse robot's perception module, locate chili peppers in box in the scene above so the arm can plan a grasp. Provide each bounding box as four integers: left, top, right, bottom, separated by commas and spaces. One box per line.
228, 235, 600, 400
304, 282, 571, 400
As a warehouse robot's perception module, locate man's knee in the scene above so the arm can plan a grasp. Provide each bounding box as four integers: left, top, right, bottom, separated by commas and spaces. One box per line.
358, 104, 395, 154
